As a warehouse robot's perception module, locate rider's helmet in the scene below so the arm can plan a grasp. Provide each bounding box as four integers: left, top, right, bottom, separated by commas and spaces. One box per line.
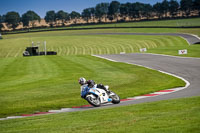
78, 77, 86, 85
87, 80, 95, 88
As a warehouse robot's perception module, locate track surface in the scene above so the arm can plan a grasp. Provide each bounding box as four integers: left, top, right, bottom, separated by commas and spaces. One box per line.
89, 33, 200, 44
98, 53, 200, 100
50, 53, 200, 111
52, 53, 200, 112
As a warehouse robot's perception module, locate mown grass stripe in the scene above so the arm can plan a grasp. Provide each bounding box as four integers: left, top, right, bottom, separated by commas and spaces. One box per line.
14, 48, 22, 57
66, 46, 70, 55
0, 33, 197, 57
147, 40, 157, 48
126, 42, 135, 53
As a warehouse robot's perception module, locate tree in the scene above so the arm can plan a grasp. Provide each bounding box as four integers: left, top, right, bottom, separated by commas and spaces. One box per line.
101, 3, 109, 22
161, 0, 170, 18
124, 2, 132, 20
1, 15, 6, 23
180, 0, 193, 17
82, 8, 92, 23
65, 12, 70, 22
89, 8, 96, 22
153, 2, 163, 19
56, 10, 69, 26
193, 0, 200, 16
70, 11, 81, 24
120, 3, 129, 21
129, 2, 144, 19
95, 3, 109, 22
45, 10, 56, 27
169, 0, 179, 17
22, 10, 41, 27
0, 23, 2, 31
108, 1, 120, 22
5, 11, 20, 30
126, 3, 136, 20
142, 4, 153, 19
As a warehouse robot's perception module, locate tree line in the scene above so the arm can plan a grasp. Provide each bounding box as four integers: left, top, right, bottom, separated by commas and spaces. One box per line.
0, 0, 200, 30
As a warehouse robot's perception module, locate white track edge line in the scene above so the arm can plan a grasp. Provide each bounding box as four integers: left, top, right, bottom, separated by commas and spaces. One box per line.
179, 36, 191, 45
184, 33, 200, 41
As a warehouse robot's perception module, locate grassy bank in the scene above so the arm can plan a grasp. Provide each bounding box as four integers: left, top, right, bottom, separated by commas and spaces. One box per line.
1, 30, 200, 58
0, 96, 199, 133
0, 55, 185, 118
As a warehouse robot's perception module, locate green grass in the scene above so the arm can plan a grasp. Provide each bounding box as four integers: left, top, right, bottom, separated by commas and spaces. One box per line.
0, 55, 185, 118
1, 29, 200, 58
0, 96, 199, 133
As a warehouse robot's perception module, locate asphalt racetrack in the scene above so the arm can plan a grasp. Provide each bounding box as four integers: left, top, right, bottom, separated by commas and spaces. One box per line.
89, 33, 200, 44
82, 32, 200, 108
74, 31, 200, 110
63, 53, 200, 112
96, 53, 200, 105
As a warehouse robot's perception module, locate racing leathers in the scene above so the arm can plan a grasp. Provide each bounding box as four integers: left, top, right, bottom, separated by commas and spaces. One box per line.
80, 82, 109, 98
80, 84, 90, 98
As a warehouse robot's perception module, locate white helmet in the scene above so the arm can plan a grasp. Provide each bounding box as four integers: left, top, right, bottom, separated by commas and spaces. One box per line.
78, 77, 86, 85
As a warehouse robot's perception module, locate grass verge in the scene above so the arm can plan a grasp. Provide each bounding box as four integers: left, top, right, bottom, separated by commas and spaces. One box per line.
0, 96, 199, 133
1, 31, 200, 58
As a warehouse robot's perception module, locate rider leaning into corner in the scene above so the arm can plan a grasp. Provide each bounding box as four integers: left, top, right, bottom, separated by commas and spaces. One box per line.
78, 77, 110, 99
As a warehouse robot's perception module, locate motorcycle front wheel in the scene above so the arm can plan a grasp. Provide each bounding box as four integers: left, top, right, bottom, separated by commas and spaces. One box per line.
111, 93, 120, 104
86, 95, 101, 107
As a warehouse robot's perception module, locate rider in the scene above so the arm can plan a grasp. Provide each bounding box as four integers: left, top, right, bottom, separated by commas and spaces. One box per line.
79, 77, 88, 98
78, 77, 110, 98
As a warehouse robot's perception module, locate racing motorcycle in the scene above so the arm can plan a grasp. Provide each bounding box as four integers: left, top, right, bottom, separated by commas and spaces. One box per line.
82, 85, 120, 107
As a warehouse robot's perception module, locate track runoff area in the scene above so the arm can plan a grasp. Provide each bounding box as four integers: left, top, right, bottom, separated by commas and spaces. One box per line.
0, 33, 200, 120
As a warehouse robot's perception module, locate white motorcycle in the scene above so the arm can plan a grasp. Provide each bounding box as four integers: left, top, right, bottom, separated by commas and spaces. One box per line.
83, 85, 120, 107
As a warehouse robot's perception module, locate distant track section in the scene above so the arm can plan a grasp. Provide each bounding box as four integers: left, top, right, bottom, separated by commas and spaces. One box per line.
88, 33, 200, 45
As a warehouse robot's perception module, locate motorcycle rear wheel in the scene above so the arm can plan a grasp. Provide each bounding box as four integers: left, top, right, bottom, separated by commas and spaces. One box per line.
87, 95, 101, 107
